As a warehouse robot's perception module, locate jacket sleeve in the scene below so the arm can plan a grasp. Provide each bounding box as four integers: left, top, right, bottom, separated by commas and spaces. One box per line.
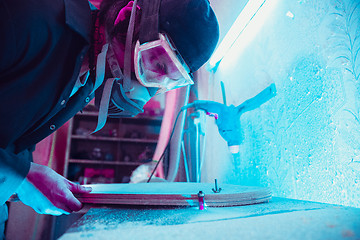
0, 149, 31, 205
0, 0, 17, 73
0, 1, 32, 204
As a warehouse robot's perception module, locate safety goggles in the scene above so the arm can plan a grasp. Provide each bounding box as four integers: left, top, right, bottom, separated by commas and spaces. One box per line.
134, 34, 194, 94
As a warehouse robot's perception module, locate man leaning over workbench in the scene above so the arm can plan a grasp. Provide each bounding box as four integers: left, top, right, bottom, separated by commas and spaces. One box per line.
0, 0, 219, 238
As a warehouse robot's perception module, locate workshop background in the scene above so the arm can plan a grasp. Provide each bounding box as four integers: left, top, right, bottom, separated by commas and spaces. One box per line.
29, 0, 360, 208
201, 0, 360, 208
6, 0, 360, 239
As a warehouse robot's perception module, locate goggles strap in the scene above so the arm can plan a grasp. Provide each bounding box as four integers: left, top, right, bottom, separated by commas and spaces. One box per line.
123, 0, 138, 92
139, 0, 162, 44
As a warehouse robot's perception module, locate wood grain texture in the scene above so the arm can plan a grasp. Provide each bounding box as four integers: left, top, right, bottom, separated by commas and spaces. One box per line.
76, 183, 272, 207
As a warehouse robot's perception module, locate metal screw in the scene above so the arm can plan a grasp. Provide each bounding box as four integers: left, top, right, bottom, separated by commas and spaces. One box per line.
212, 179, 222, 193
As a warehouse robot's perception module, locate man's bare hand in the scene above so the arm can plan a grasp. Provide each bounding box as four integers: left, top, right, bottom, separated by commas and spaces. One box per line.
16, 163, 92, 215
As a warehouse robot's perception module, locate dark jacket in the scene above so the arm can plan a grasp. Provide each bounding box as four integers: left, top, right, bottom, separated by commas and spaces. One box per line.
0, 0, 94, 204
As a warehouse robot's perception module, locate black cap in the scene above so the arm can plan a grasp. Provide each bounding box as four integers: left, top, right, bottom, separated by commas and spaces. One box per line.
139, 0, 219, 72
159, 0, 219, 72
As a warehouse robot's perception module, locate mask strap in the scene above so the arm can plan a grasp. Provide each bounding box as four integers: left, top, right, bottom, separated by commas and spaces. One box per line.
91, 43, 109, 95
123, 0, 138, 92
93, 77, 144, 133
92, 1, 142, 133
92, 77, 119, 133
93, 43, 143, 133
91, 44, 116, 133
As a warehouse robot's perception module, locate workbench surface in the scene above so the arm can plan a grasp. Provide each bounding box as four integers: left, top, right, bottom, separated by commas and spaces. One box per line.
59, 198, 360, 240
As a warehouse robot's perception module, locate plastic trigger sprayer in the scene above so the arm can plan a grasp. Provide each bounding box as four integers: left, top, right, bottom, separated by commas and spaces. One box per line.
181, 83, 277, 153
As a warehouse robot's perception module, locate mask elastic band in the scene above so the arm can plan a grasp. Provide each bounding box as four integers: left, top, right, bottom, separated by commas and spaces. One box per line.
123, 0, 138, 92
91, 43, 109, 95
92, 77, 119, 133
90, 43, 111, 133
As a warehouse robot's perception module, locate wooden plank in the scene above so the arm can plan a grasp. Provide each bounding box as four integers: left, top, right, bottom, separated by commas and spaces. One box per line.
76, 183, 271, 207
68, 159, 142, 166
72, 135, 158, 143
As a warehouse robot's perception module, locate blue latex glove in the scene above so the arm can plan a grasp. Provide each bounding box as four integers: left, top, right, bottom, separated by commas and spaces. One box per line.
16, 163, 92, 215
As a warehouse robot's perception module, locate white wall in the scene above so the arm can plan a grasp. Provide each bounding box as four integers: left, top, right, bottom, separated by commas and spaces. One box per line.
200, 0, 360, 207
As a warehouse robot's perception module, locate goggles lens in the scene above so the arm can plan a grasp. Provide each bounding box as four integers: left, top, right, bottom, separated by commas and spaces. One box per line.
134, 34, 194, 93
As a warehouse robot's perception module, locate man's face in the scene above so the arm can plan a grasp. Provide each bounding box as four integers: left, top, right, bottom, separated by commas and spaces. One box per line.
110, 36, 157, 108
111, 37, 134, 72
104, 1, 191, 108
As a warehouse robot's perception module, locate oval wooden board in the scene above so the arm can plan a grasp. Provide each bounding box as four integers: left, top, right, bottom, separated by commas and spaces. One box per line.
76, 183, 272, 207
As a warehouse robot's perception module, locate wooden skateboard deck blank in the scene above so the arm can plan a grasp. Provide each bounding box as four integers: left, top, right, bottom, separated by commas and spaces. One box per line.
76, 182, 271, 207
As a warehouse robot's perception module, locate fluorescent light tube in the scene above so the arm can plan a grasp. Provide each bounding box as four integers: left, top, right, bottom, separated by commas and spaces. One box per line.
208, 0, 270, 69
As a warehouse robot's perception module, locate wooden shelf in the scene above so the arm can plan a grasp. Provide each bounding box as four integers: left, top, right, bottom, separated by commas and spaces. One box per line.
71, 135, 158, 143
76, 111, 163, 121
68, 159, 143, 166
64, 106, 163, 183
